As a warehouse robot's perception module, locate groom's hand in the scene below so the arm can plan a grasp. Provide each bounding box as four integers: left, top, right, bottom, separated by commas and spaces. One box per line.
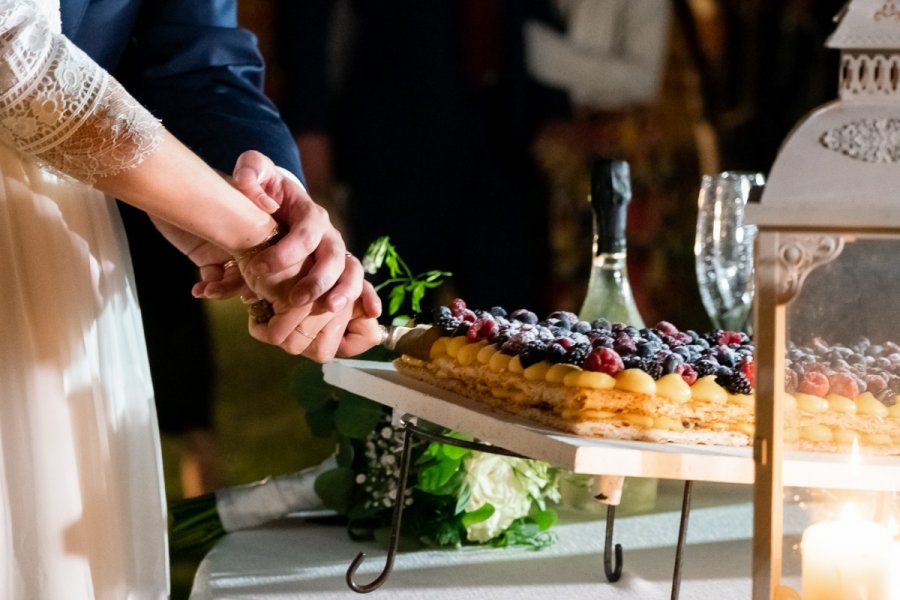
231, 150, 379, 317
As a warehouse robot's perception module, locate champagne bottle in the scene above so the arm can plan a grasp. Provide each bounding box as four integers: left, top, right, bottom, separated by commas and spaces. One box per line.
578, 157, 644, 328
573, 157, 656, 516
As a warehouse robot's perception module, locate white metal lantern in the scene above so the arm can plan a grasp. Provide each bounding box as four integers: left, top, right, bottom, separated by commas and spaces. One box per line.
746, 1, 900, 598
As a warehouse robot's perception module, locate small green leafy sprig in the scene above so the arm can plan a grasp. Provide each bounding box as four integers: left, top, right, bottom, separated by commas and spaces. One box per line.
363, 236, 451, 322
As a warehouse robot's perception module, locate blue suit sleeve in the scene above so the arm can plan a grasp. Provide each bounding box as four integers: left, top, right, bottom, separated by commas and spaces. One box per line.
120, 0, 303, 180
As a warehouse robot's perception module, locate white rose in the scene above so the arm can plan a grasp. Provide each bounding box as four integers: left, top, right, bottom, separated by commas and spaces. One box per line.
463, 454, 533, 543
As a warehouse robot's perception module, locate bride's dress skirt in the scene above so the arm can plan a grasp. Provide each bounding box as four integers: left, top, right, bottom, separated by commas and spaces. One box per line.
0, 146, 168, 599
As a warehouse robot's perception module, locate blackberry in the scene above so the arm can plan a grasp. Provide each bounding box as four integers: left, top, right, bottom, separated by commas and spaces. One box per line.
713, 367, 734, 389
640, 358, 664, 380
452, 321, 472, 337
622, 355, 643, 370
435, 314, 461, 335
693, 359, 719, 378
722, 371, 752, 395
561, 343, 591, 367
519, 344, 548, 368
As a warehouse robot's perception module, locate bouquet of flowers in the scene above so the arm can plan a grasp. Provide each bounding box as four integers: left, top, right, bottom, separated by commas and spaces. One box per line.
169, 237, 561, 551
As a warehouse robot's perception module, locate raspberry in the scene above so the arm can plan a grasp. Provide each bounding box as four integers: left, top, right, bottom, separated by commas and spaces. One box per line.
798, 372, 829, 397
738, 357, 756, 387
717, 331, 748, 346
655, 321, 679, 336
865, 374, 888, 395
466, 318, 497, 342
459, 308, 477, 323
675, 363, 698, 385
828, 372, 859, 398
583, 347, 624, 376
449, 298, 467, 316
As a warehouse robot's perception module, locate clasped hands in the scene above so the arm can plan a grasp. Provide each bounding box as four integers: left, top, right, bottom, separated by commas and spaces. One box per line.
189, 150, 382, 361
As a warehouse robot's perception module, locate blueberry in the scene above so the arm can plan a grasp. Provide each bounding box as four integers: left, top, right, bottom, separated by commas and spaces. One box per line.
510, 309, 539, 325
591, 318, 612, 332
663, 354, 684, 374
572, 320, 592, 334
489, 306, 508, 318
637, 341, 656, 358
716, 346, 737, 368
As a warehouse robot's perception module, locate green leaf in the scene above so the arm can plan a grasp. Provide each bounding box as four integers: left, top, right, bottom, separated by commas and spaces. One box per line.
334, 395, 386, 439
388, 285, 406, 316
409, 281, 426, 312
532, 509, 557, 531
314, 468, 356, 513
438, 443, 470, 461
461, 503, 494, 527
417, 457, 462, 493
384, 251, 401, 278
336, 435, 355, 467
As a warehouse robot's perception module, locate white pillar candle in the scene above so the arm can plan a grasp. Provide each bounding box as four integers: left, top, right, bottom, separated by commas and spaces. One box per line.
801, 519, 892, 600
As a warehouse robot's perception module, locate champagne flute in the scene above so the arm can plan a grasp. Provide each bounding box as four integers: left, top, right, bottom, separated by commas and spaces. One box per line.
694, 171, 764, 333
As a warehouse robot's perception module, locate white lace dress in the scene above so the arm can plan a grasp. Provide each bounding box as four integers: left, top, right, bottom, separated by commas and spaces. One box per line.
0, 1, 168, 598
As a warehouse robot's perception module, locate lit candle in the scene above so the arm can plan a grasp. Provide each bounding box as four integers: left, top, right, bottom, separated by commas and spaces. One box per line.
801, 519, 893, 600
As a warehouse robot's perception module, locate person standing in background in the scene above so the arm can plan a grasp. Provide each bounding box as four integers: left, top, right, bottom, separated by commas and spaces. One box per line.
276, 0, 570, 315
524, 1, 707, 328
63, 0, 307, 497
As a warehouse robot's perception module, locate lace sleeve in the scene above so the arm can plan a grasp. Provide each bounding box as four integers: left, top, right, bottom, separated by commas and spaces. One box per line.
0, 2, 162, 183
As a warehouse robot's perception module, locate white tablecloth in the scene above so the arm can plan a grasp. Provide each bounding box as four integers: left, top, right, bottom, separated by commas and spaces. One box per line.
190, 481, 802, 599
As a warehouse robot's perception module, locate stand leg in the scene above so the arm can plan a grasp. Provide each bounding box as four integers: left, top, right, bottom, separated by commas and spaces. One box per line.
670, 480, 694, 600
345, 424, 415, 593
603, 505, 624, 582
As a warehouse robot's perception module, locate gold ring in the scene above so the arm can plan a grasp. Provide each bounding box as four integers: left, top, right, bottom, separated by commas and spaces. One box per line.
247, 299, 274, 324
295, 325, 316, 341
223, 258, 239, 270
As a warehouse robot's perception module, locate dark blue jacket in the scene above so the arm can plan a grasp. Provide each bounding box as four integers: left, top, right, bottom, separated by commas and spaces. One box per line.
61, 0, 302, 179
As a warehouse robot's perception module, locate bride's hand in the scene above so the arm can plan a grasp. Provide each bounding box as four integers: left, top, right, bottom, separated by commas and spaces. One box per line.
246, 281, 382, 360
149, 215, 249, 298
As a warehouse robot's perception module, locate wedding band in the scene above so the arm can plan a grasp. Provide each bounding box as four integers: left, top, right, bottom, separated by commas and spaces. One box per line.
223, 258, 239, 270
295, 326, 316, 341
247, 299, 274, 324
